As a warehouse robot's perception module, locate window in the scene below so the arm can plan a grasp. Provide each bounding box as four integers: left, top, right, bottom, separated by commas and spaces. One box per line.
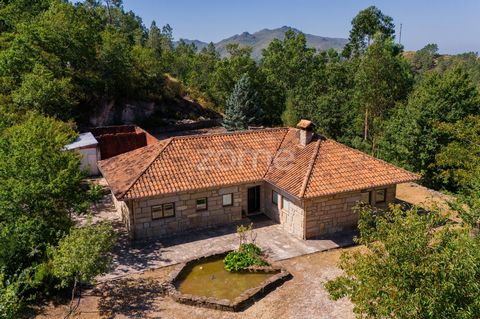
163, 202, 175, 217
151, 205, 163, 220
281, 196, 290, 211
272, 190, 279, 205
196, 197, 208, 211
222, 193, 233, 206
375, 189, 386, 203
151, 203, 175, 220
360, 191, 371, 204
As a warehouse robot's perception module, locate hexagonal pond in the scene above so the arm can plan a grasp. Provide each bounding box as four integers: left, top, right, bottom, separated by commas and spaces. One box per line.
164, 252, 292, 312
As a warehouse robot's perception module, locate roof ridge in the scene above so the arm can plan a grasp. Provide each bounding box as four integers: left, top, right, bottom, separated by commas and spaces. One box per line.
170, 127, 289, 141
299, 138, 322, 198
118, 138, 173, 199
327, 139, 421, 179
262, 128, 290, 179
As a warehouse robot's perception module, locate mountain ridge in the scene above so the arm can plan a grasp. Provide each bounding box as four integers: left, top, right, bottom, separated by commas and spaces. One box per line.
175, 26, 348, 60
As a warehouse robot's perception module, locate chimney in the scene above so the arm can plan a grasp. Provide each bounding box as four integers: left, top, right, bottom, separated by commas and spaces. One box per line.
296, 119, 315, 146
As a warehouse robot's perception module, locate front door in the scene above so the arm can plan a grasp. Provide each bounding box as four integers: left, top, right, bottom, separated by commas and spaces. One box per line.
247, 186, 261, 215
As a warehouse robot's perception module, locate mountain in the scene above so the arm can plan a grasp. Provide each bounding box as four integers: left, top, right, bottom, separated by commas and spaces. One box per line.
176, 26, 348, 60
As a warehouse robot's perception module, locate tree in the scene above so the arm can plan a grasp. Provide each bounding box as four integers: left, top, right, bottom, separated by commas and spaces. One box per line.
353, 35, 412, 152
146, 21, 162, 57
12, 64, 76, 120
98, 26, 132, 97
223, 74, 262, 131
379, 67, 480, 190
326, 205, 480, 319
0, 112, 88, 317
51, 221, 115, 311
411, 43, 439, 75
260, 30, 320, 124
211, 43, 258, 107
434, 116, 480, 191
343, 6, 395, 58
453, 169, 480, 231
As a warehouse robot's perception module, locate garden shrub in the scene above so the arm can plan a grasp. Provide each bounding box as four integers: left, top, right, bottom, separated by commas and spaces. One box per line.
224, 243, 268, 272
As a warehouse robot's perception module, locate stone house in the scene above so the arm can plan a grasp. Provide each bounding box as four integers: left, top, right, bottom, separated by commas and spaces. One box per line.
98, 120, 419, 240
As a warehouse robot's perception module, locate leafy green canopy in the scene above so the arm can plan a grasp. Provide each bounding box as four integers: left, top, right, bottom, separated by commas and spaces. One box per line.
343, 5, 395, 58
0, 0, 166, 121
326, 205, 480, 319
0, 112, 89, 317
51, 221, 115, 288
379, 67, 480, 191
353, 34, 412, 152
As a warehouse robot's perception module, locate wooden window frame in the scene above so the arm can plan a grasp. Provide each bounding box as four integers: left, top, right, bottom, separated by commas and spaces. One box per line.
222, 193, 233, 207
151, 203, 175, 220
196, 197, 208, 211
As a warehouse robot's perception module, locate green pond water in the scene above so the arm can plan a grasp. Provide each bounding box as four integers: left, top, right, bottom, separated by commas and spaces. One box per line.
176, 257, 279, 301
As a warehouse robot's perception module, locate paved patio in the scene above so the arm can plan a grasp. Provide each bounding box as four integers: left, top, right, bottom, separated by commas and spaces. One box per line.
90, 194, 355, 281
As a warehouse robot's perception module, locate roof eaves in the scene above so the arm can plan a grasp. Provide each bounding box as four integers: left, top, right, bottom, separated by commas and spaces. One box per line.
118, 138, 173, 200
303, 175, 420, 199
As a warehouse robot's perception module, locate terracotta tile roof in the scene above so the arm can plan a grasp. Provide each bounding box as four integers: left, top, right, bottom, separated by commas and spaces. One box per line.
97, 141, 168, 198
302, 140, 420, 198
264, 129, 320, 197
98, 128, 420, 200
99, 129, 288, 200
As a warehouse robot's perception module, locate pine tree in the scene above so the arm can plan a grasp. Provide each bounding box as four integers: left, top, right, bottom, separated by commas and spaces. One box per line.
223, 74, 262, 131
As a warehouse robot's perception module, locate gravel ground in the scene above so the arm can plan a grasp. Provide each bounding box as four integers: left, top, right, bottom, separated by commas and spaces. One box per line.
35, 248, 356, 319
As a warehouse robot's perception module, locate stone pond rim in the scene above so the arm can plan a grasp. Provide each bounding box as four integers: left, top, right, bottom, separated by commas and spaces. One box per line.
163, 251, 293, 312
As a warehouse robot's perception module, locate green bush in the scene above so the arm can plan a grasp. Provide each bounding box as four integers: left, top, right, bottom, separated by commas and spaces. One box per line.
240, 243, 262, 255
223, 243, 267, 272
0, 273, 23, 319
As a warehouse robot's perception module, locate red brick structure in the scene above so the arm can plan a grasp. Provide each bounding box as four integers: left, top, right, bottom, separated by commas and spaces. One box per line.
90, 125, 157, 160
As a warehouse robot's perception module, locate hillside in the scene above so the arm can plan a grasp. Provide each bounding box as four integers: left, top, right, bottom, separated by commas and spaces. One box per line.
177, 26, 347, 60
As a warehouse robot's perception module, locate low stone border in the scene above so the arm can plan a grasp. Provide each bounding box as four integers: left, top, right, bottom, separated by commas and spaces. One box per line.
163, 252, 292, 312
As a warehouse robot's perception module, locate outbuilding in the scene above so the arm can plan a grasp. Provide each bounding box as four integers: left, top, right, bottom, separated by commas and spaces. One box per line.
65, 132, 101, 176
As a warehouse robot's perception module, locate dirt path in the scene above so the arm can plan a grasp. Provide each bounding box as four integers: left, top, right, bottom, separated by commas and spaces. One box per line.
35, 248, 357, 319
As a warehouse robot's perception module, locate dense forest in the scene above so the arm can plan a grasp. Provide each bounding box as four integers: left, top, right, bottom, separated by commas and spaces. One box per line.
0, 0, 479, 317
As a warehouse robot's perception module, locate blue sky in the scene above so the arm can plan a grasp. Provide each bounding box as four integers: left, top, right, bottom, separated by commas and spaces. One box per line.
122, 0, 480, 54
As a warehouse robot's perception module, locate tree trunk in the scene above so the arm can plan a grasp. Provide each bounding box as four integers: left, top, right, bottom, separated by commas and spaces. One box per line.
105, 0, 112, 24
364, 108, 369, 141
65, 277, 78, 319
70, 278, 77, 310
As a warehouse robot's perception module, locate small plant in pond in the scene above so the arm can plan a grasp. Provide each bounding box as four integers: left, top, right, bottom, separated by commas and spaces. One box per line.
224, 224, 268, 272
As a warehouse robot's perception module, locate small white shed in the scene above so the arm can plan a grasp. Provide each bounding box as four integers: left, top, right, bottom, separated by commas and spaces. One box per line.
65, 132, 101, 176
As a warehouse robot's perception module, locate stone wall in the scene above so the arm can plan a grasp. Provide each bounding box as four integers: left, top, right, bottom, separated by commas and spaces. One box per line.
304, 184, 397, 238
128, 182, 263, 239
264, 183, 305, 239
112, 194, 133, 237
115, 181, 398, 240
